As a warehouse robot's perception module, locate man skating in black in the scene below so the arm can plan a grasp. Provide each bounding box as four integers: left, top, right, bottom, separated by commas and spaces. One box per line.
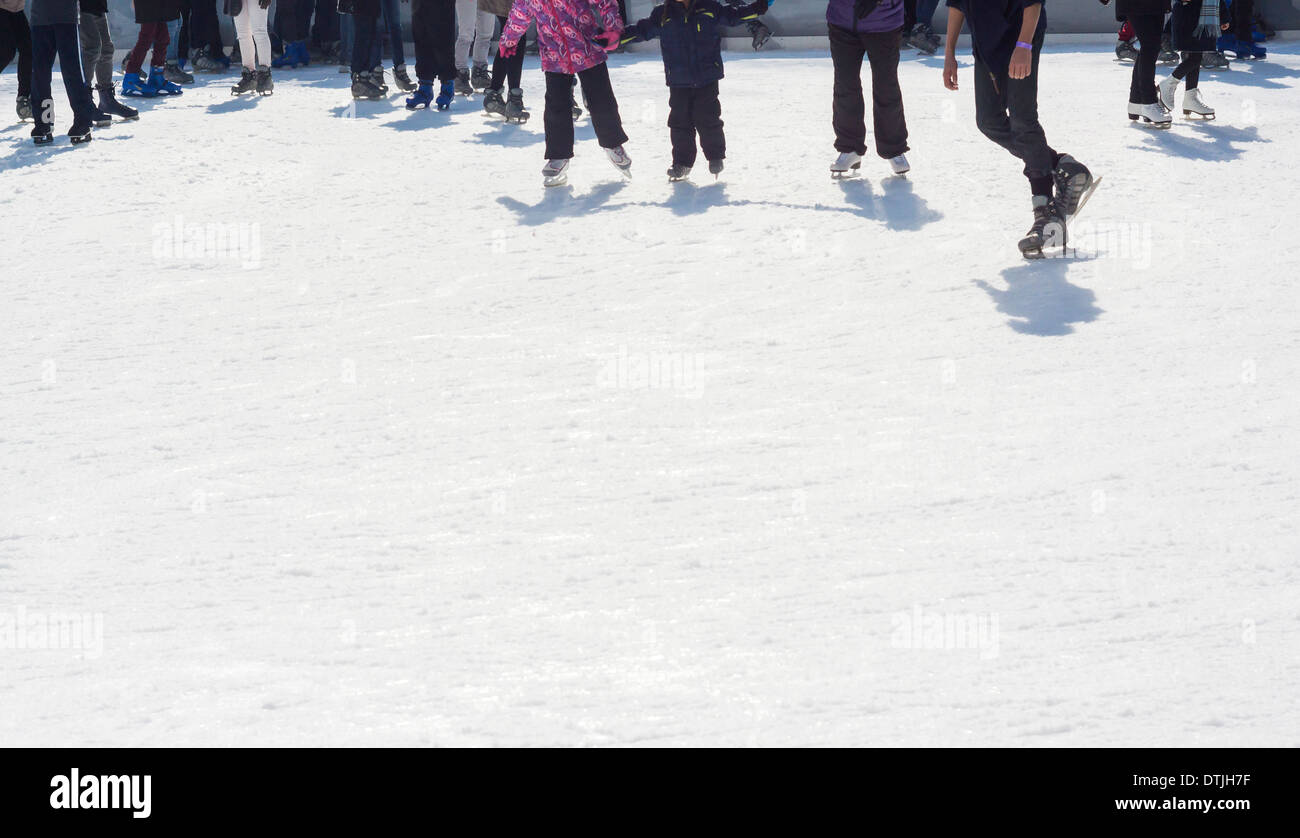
942, 0, 1095, 258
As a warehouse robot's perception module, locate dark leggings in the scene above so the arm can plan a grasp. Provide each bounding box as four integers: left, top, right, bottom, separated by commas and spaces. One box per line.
126, 22, 170, 74
0, 8, 33, 97
1127, 13, 1162, 105
490, 15, 522, 91
1172, 51, 1200, 89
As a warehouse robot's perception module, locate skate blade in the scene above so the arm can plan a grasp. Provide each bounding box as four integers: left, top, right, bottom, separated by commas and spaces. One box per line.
1067, 176, 1102, 222
32, 136, 53, 146
69, 134, 92, 145
1184, 111, 1215, 119
831, 168, 861, 180
543, 175, 568, 188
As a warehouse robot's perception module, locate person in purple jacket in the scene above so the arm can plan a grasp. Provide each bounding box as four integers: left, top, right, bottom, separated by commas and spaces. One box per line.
826, 0, 912, 179
942, 0, 1094, 258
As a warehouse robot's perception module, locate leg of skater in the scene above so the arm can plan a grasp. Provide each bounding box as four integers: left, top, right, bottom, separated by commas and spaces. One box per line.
2, 7, 35, 120
1127, 13, 1168, 125
470, 6, 495, 90
28, 22, 55, 141
693, 82, 726, 176
453, 0, 478, 93
53, 22, 96, 138
667, 85, 698, 176
863, 26, 910, 171
828, 23, 868, 175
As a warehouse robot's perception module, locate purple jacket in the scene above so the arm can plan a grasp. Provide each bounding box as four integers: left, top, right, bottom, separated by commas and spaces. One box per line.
826, 0, 905, 33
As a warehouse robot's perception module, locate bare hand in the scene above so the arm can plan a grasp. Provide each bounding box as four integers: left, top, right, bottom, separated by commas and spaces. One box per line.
943, 54, 958, 90
1008, 46, 1032, 80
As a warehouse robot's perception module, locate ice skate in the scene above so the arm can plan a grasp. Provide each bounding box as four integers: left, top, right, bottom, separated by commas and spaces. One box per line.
1131, 101, 1172, 128
1182, 88, 1214, 119
543, 159, 569, 187
605, 145, 632, 178
667, 163, 691, 182
831, 151, 862, 178
889, 154, 910, 175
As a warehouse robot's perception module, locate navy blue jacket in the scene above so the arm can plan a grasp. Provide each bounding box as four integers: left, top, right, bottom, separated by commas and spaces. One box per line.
946, 0, 1047, 74
622, 0, 769, 88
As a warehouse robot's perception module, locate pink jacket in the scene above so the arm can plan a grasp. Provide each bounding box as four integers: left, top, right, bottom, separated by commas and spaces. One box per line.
501, 0, 624, 75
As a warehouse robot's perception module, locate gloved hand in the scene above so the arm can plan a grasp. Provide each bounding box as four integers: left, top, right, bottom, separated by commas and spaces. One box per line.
499, 40, 518, 57
756, 0, 773, 10
592, 29, 622, 51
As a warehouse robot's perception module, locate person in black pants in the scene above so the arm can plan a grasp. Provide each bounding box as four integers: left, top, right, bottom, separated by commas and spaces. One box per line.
0, 1, 34, 121
406, 0, 457, 109
826, 0, 911, 176
1101, 1, 1172, 127
27, 0, 97, 143
621, 0, 772, 180
943, 0, 1093, 256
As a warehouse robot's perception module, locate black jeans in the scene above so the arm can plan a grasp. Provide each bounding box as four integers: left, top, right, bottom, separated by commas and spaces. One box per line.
1128, 12, 1161, 105
1231, 0, 1253, 41
543, 62, 627, 159
30, 23, 96, 130
972, 31, 1058, 190
278, 0, 316, 42
312, 0, 340, 44
190, 0, 225, 54
412, 0, 456, 83
0, 8, 33, 97
490, 15, 523, 91
668, 82, 724, 166
828, 24, 909, 159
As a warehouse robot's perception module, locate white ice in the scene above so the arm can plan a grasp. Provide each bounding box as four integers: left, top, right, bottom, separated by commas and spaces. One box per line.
2, 42, 1298, 746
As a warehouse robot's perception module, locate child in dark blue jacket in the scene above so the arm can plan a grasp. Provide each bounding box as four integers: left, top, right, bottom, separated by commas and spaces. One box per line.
619, 0, 772, 181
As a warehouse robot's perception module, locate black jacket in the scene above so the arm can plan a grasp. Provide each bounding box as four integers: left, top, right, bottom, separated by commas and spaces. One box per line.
1108, 0, 1170, 20
623, 0, 768, 88
947, 0, 1047, 74
133, 0, 181, 23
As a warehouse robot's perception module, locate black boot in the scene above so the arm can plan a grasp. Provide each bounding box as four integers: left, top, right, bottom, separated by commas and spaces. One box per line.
1052, 154, 1094, 217
231, 68, 258, 95
98, 85, 139, 120
1018, 197, 1067, 259
87, 86, 112, 127
68, 112, 93, 145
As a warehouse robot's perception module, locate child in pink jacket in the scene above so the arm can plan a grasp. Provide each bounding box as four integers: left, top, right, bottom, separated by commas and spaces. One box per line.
499, 0, 632, 186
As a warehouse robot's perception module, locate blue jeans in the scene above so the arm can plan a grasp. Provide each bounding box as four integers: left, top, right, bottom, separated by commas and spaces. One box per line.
380, 0, 404, 66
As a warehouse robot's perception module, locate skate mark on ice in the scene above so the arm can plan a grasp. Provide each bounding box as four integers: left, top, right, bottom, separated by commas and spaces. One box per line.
974, 262, 1102, 337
